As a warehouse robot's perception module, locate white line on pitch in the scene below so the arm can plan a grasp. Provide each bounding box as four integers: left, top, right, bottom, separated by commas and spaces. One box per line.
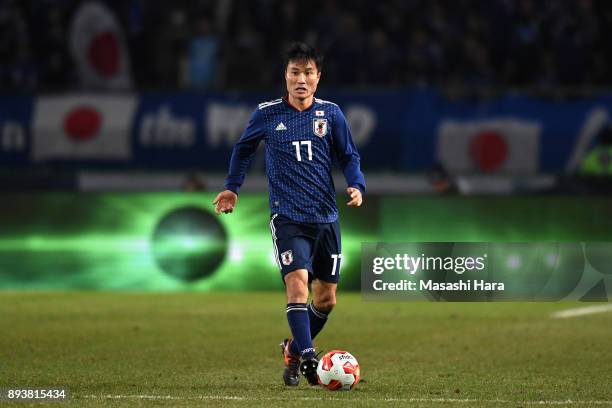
82, 394, 612, 405
551, 304, 612, 319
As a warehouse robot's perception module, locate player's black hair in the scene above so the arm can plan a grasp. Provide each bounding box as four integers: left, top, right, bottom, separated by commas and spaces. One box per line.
285, 42, 323, 72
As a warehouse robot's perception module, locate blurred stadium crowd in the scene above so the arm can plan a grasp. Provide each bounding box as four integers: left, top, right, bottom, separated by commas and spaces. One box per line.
2, 0, 611, 92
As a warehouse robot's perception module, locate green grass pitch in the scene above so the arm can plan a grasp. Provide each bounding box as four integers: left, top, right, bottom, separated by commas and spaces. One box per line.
1, 292, 611, 407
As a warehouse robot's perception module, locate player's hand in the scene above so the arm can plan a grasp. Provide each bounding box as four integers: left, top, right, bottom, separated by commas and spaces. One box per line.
346, 187, 362, 207
213, 190, 238, 214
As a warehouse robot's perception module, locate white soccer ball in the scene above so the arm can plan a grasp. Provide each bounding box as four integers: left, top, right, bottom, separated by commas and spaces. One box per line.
316, 350, 361, 391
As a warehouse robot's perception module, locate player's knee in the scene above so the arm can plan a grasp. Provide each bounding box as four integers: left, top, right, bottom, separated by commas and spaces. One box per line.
287, 284, 309, 303
285, 270, 309, 302
315, 294, 336, 313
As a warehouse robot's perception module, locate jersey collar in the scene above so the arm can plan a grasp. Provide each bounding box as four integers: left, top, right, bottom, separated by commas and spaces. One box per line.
283, 95, 316, 112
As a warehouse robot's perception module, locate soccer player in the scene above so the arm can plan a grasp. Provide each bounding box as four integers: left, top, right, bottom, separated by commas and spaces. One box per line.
213, 42, 365, 386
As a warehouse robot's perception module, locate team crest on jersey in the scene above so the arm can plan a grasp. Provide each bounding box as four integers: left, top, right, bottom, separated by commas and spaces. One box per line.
313, 119, 328, 137
281, 250, 293, 266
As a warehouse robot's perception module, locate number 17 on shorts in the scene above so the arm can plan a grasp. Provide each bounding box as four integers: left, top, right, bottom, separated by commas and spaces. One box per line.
331, 254, 342, 276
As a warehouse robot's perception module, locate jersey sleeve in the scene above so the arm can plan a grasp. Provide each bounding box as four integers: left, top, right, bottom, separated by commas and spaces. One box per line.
332, 106, 366, 194
224, 108, 266, 194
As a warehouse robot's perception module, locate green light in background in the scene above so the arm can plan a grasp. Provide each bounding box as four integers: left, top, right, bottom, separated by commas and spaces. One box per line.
6, 194, 608, 292
0, 235, 149, 252
545, 253, 558, 267
506, 254, 522, 269
0, 193, 358, 291
152, 206, 228, 282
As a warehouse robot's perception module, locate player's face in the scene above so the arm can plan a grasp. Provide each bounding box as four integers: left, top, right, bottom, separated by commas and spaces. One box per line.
285, 59, 320, 102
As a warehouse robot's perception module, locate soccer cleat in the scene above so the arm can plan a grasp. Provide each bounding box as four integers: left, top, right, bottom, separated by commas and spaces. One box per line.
299, 356, 320, 386
280, 338, 300, 386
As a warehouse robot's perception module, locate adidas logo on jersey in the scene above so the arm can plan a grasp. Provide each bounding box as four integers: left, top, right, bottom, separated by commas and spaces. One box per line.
275, 122, 287, 131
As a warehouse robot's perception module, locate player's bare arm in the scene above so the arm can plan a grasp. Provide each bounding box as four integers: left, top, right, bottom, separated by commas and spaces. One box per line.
213, 190, 237, 214
346, 187, 363, 207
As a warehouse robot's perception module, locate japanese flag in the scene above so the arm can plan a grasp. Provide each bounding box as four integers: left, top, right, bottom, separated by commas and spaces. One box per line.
32, 95, 136, 162
437, 118, 542, 174
69, 1, 132, 90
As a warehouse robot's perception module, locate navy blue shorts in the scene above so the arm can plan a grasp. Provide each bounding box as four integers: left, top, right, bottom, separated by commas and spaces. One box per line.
269, 214, 342, 283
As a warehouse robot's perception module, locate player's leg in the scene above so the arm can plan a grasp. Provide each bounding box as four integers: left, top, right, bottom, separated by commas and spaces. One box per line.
288, 277, 336, 357
281, 269, 312, 386
270, 214, 316, 385
310, 278, 336, 336
311, 278, 337, 312
296, 220, 342, 385
289, 219, 341, 357
284, 268, 321, 385
309, 220, 342, 342
284, 268, 316, 358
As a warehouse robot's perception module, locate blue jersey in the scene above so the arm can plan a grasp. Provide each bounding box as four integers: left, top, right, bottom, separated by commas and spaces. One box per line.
225, 97, 366, 223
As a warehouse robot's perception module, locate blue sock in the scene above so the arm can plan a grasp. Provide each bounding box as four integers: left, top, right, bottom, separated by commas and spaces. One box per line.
286, 303, 315, 359
290, 302, 329, 356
